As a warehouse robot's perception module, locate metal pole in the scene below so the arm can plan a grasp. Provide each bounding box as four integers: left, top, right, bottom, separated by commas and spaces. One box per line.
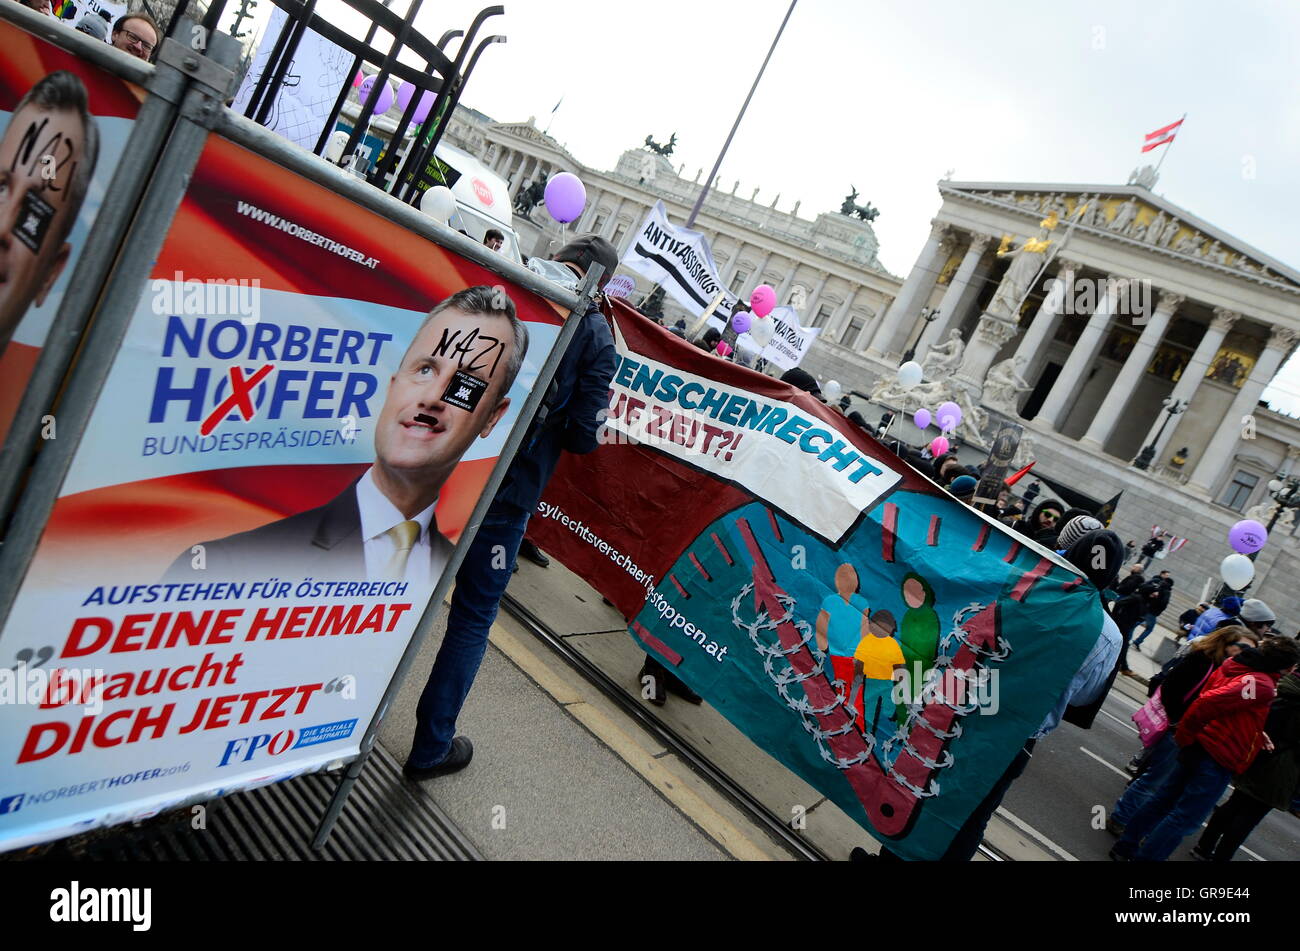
311, 264, 605, 849
253, 0, 319, 127
684, 0, 796, 229
369, 63, 440, 186
0, 26, 243, 630
393, 5, 502, 203
313, 0, 395, 157
410, 34, 504, 184
1151, 112, 1187, 179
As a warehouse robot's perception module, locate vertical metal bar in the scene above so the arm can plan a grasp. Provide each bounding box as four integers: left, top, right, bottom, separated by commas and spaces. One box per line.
0, 27, 243, 630
311, 264, 606, 849
166, 0, 191, 38
685, 0, 796, 228
312, 0, 394, 157
340, 0, 423, 177
243, 8, 295, 120
414, 34, 502, 182
367, 64, 437, 185
253, 0, 317, 126
393, 5, 500, 203
0, 38, 189, 533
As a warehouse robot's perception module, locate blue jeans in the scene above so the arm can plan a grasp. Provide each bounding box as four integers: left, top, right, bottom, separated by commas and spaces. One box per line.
408, 501, 531, 768
1114, 744, 1233, 861
1112, 733, 1179, 826
1131, 615, 1159, 648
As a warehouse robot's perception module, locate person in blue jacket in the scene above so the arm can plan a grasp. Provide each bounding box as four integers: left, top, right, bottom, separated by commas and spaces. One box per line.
405, 235, 619, 779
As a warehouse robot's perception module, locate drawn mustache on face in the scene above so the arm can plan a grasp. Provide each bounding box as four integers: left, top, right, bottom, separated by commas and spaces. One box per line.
414, 413, 440, 427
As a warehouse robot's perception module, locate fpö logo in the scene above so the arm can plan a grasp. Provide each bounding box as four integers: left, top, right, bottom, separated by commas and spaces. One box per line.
218, 729, 298, 767
471, 177, 494, 206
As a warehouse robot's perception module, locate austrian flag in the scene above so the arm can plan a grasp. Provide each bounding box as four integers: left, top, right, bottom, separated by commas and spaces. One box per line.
1142, 117, 1184, 153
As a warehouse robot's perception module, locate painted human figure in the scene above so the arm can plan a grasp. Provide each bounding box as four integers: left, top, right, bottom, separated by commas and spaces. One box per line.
816, 563, 871, 711
849, 609, 905, 745
895, 574, 941, 725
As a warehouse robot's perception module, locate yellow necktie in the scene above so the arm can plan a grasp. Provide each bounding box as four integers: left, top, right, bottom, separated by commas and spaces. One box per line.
383, 520, 420, 580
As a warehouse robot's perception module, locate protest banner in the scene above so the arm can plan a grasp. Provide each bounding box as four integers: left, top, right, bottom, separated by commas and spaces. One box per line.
0, 131, 567, 851
528, 301, 1103, 860
0, 20, 140, 441
621, 201, 737, 318
714, 304, 821, 370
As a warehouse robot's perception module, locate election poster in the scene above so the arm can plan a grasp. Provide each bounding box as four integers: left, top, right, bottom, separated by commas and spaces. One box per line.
0, 132, 567, 851
528, 302, 1103, 860
0, 19, 140, 442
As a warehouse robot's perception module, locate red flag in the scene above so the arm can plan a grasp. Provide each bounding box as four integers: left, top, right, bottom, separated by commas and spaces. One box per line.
1004, 461, 1035, 486
1142, 117, 1183, 152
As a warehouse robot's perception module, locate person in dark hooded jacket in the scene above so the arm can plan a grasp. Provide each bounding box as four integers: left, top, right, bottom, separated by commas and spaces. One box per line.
1013, 497, 1064, 546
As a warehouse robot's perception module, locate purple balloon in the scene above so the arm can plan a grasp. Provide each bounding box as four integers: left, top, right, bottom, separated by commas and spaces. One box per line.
544, 172, 586, 223
936, 401, 962, 430
397, 82, 436, 124
914, 408, 931, 429
731, 311, 753, 334
358, 75, 394, 114
1229, 519, 1268, 554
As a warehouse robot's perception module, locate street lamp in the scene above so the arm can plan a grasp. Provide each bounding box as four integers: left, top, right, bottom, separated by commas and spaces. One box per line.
900, 306, 940, 366
1132, 396, 1188, 470
1264, 474, 1300, 534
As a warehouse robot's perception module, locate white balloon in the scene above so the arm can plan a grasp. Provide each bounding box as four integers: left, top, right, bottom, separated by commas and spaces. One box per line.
419, 185, 457, 225
1220, 553, 1255, 590
897, 361, 923, 388
823, 380, 843, 402
749, 316, 775, 347
324, 130, 350, 164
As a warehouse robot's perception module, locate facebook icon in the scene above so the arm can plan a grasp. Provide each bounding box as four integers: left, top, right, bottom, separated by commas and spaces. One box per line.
0, 794, 24, 814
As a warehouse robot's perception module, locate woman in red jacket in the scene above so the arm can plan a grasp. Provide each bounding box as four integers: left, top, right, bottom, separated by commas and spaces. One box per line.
1110, 637, 1300, 862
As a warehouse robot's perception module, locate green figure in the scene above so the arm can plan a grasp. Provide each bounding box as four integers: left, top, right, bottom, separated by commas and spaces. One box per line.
895, 573, 941, 725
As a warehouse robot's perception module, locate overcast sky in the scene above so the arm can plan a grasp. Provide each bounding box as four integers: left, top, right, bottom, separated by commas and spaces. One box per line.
235, 0, 1300, 412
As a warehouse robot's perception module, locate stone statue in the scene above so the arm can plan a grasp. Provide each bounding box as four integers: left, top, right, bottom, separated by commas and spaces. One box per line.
1108, 197, 1138, 233
983, 356, 1033, 411
1011, 434, 1035, 470
868, 376, 988, 446
987, 224, 1053, 321
840, 186, 880, 221
922, 329, 965, 377
644, 132, 677, 156
1076, 194, 1099, 228
1174, 233, 1202, 255
788, 285, 808, 310
513, 179, 545, 217
1127, 165, 1159, 189
1245, 499, 1297, 531
1159, 218, 1181, 247
1143, 210, 1166, 243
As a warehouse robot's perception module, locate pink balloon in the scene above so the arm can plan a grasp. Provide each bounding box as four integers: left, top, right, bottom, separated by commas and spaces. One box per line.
750, 285, 776, 318
352, 70, 365, 88
544, 172, 586, 223
914, 408, 931, 429
731, 311, 752, 334
358, 75, 394, 114
715, 340, 732, 357
929, 436, 950, 457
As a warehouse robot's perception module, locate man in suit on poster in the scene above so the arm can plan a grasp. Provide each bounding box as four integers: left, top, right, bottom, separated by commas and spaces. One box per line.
174, 286, 529, 587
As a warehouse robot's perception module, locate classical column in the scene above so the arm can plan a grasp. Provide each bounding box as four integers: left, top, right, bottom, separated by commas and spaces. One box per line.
805, 271, 832, 325
867, 220, 949, 357
915, 233, 990, 356
721, 241, 747, 289
776, 265, 799, 305
827, 286, 860, 340
1140, 307, 1238, 460
1081, 290, 1183, 450
1037, 274, 1128, 431
1014, 258, 1078, 368
742, 250, 775, 299
1188, 326, 1299, 493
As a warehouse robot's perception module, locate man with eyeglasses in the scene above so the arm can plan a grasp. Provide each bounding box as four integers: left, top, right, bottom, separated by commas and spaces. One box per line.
110, 12, 160, 63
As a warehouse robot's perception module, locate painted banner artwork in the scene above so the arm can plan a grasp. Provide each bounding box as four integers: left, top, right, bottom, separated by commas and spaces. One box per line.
0, 133, 566, 851
529, 302, 1103, 860
0, 20, 141, 441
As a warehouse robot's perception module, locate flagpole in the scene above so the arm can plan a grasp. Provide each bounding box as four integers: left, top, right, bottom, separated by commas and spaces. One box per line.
1151, 112, 1186, 178
685, 0, 797, 228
